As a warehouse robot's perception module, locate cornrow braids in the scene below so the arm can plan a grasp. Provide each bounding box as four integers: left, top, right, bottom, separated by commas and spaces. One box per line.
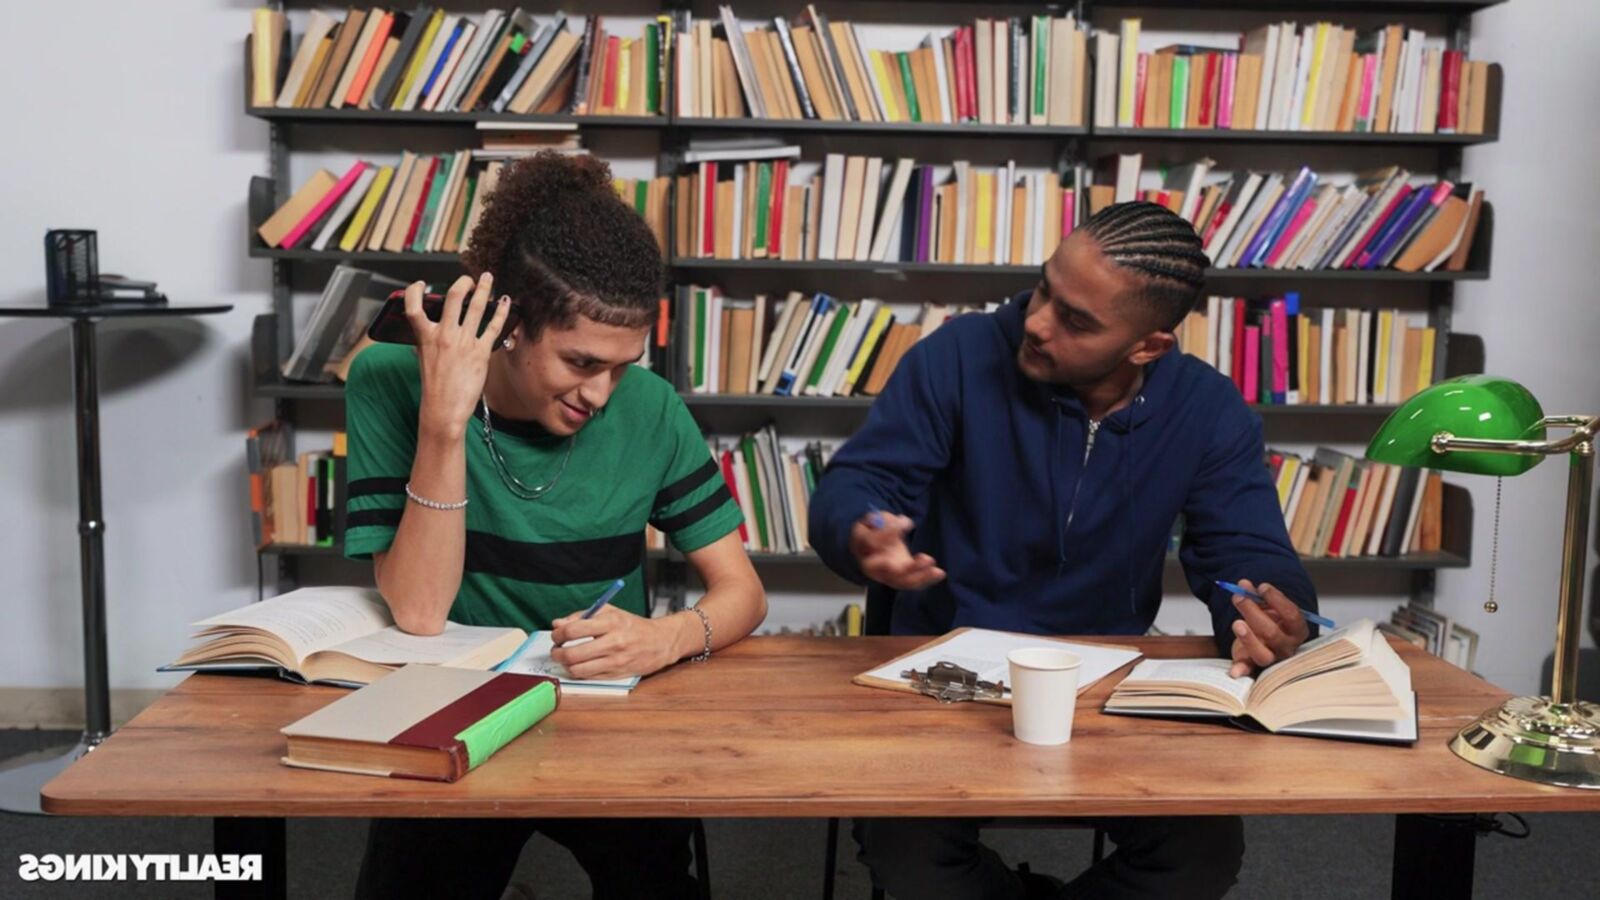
1081, 200, 1210, 331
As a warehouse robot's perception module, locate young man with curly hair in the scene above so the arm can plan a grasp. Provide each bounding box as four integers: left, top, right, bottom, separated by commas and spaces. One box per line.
344, 152, 765, 900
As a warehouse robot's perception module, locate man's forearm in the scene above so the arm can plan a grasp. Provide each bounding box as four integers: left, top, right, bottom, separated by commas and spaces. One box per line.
377, 427, 468, 634
675, 575, 767, 658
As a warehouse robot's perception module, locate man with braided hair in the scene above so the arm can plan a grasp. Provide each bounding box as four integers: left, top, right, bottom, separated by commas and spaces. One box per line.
810, 201, 1319, 899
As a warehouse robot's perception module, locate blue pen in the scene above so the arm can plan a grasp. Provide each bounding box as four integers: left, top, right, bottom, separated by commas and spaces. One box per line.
494, 579, 626, 671
1216, 580, 1336, 630
866, 505, 886, 529
580, 578, 626, 619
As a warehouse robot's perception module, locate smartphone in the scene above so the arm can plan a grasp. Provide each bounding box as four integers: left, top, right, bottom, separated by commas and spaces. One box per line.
366, 288, 519, 348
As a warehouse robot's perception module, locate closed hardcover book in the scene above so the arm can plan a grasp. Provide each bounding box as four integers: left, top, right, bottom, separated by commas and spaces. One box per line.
282, 664, 560, 782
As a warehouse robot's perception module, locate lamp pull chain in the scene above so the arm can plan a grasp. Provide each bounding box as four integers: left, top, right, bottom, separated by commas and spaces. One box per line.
1484, 477, 1502, 614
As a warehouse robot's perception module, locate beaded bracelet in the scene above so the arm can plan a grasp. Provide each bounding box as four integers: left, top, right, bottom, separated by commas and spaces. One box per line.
405, 482, 468, 511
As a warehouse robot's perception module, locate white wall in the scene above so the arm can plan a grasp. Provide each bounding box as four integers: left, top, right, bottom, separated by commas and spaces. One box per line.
0, 1, 274, 693
1442, 0, 1600, 693
0, 1, 1593, 698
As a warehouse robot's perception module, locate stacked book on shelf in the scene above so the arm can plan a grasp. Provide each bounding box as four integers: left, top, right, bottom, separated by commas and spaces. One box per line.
256, 149, 669, 255
250, 7, 669, 117
1268, 447, 1443, 560
1092, 155, 1486, 273
1094, 19, 1494, 134
1381, 602, 1477, 671
282, 266, 406, 384
247, 422, 346, 550
1175, 296, 1436, 406
717, 427, 832, 555
676, 150, 1078, 266
677, 5, 1086, 126
676, 289, 989, 398
642, 428, 833, 556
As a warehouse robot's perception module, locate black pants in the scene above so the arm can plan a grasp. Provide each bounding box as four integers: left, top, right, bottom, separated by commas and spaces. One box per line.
354, 817, 699, 900
854, 816, 1244, 900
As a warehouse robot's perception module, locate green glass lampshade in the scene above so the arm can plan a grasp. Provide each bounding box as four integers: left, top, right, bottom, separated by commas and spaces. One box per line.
1365, 374, 1547, 476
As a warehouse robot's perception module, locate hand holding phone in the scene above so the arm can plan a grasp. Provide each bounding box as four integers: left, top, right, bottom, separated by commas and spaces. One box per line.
387, 274, 514, 438
367, 277, 520, 348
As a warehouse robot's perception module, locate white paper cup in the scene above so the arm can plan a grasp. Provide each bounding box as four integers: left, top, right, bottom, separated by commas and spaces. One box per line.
1007, 648, 1083, 746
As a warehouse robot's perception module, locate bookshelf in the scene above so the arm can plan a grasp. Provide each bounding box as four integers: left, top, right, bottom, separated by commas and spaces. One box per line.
247, 1, 1501, 620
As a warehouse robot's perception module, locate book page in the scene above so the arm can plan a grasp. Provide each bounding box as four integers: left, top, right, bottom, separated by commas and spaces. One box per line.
192, 586, 394, 665
498, 632, 641, 692
1251, 617, 1375, 701
1117, 658, 1254, 707
320, 622, 525, 666
860, 629, 1142, 696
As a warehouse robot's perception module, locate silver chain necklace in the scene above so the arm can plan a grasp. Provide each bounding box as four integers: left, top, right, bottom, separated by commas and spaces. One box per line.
478, 396, 575, 501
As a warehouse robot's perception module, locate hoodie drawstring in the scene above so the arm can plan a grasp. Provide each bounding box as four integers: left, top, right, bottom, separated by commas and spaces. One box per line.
1053, 409, 1066, 576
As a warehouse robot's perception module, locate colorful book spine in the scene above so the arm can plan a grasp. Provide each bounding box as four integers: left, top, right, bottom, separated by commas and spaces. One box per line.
1170, 56, 1189, 128
1264, 194, 1319, 268
1270, 299, 1289, 404
1243, 324, 1261, 402
1359, 183, 1444, 269
897, 51, 921, 122
339, 165, 395, 252
1341, 184, 1412, 268
419, 21, 466, 102
281, 161, 368, 249
1355, 54, 1377, 131
1241, 166, 1315, 267
1216, 53, 1237, 129
1132, 53, 1149, 126
915, 167, 936, 262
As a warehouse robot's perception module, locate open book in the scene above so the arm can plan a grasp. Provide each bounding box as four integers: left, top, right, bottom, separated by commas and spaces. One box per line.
162, 586, 527, 687
1104, 618, 1416, 744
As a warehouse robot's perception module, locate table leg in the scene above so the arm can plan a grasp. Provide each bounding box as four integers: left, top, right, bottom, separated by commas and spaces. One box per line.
213, 817, 287, 900
70, 318, 112, 748
1391, 813, 1476, 900
0, 319, 110, 815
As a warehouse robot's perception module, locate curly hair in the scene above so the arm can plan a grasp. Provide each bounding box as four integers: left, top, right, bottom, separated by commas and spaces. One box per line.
461, 151, 661, 339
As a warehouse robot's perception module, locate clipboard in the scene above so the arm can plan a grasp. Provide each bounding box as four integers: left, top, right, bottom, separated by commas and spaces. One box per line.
853, 627, 1145, 706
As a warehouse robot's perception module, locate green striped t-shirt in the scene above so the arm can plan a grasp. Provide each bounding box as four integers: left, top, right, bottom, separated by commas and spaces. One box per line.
343, 343, 741, 631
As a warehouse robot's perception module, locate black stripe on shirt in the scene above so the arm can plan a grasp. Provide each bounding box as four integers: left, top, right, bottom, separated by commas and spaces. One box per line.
464, 530, 643, 585
651, 484, 734, 535
348, 477, 408, 500
653, 458, 720, 511
346, 508, 403, 530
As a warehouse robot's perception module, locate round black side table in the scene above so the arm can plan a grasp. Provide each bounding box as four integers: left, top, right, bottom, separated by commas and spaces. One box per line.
0, 300, 232, 814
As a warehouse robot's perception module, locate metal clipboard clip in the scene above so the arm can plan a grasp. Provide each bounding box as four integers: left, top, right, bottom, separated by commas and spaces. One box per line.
901, 661, 1008, 703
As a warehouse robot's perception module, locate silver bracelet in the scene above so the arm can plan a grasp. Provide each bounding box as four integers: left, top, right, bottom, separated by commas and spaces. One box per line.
683, 606, 712, 663
404, 482, 468, 511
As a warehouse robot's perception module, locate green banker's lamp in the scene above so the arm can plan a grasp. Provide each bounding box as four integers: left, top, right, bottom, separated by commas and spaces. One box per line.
1367, 374, 1600, 788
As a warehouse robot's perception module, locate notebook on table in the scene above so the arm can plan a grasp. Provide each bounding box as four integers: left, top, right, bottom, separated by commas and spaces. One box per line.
495, 631, 641, 695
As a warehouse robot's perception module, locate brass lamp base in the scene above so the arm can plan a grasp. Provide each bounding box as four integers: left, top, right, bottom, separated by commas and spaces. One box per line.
1451, 696, 1600, 789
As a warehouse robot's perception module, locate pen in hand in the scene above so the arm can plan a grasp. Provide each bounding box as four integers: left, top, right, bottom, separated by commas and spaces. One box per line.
1216, 580, 1336, 630
493, 579, 626, 672
581, 579, 626, 620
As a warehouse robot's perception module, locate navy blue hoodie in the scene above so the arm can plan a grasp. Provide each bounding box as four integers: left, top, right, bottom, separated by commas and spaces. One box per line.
809, 292, 1317, 656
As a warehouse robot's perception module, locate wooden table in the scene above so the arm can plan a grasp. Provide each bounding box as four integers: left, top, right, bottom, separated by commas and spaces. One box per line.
42, 636, 1600, 899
